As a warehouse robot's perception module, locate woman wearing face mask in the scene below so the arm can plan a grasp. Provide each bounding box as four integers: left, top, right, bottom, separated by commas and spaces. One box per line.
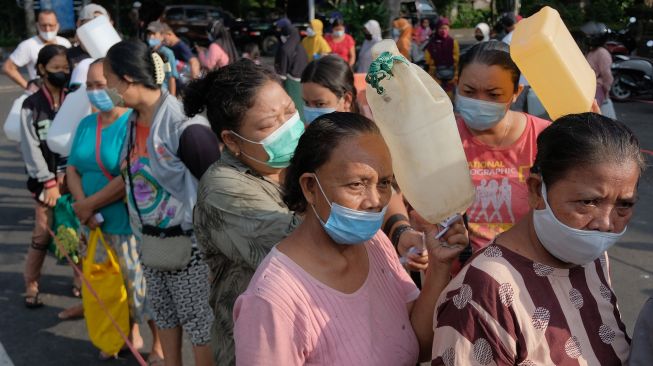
392, 18, 413, 60
65, 59, 163, 361
19, 44, 70, 308
196, 19, 239, 71
233, 113, 469, 365
325, 18, 356, 67
474, 22, 490, 42
356, 19, 382, 74
104, 40, 219, 366
187, 59, 304, 365
432, 113, 642, 364
425, 17, 459, 94
274, 18, 309, 121
455, 41, 550, 253
301, 19, 331, 61
414, 18, 433, 45
301, 55, 428, 275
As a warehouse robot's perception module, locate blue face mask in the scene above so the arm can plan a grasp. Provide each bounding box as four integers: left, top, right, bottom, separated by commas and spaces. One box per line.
392, 28, 401, 40
311, 174, 388, 245
148, 38, 161, 48
303, 106, 336, 124
87, 89, 115, 112
455, 94, 510, 131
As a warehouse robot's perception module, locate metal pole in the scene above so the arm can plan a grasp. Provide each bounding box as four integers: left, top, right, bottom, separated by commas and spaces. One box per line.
24, 0, 37, 36
308, 0, 315, 21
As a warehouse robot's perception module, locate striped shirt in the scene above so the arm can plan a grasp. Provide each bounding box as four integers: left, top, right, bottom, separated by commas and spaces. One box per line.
432, 244, 630, 366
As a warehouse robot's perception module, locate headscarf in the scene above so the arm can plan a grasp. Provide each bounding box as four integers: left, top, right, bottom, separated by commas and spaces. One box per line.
427, 17, 454, 67
357, 19, 382, 73
274, 18, 309, 78
208, 19, 239, 64
393, 18, 412, 60
475, 22, 490, 42
302, 19, 331, 60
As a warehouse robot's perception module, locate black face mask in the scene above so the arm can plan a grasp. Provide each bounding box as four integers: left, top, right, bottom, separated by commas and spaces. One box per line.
475, 34, 485, 41
46, 71, 69, 88
364, 33, 373, 41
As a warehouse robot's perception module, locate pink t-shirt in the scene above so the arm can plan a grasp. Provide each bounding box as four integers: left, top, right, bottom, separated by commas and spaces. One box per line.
233, 232, 420, 366
326, 34, 355, 63
198, 43, 229, 70
457, 114, 551, 250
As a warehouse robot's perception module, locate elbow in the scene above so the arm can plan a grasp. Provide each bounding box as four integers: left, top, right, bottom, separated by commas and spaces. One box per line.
2, 60, 13, 75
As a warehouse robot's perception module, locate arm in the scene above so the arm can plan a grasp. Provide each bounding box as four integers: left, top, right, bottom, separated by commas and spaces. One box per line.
348, 45, 356, 67
453, 40, 460, 80
383, 192, 428, 271
410, 220, 468, 361
72, 176, 125, 225
189, 57, 201, 79
424, 50, 435, 77
197, 46, 211, 70
599, 50, 614, 96
3, 59, 28, 89
177, 125, 221, 180
168, 75, 177, 96
19, 106, 59, 206
65, 165, 86, 202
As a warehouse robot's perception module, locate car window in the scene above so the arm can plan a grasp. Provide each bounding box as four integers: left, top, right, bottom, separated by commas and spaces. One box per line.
417, 0, 435, 12
401, 2, 417, 13
187, 8, 207, 21
208, 9, 222, 20
165, 7, 184, 21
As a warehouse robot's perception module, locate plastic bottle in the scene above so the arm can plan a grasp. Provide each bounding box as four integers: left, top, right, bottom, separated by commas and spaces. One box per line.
76, 15, 121, 59
3, 94, 28, 142
365, 40, 475, 224
46, 84, 92, 156
510, 6, 596, 121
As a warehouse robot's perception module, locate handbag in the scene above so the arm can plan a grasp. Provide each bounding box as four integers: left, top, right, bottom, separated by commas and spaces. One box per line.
126, 120, 192, 271
435, 65, 455, 81
82, 228, 130, 356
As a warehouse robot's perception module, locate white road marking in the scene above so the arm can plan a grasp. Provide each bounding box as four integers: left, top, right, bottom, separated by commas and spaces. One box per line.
0, 341, 14, 366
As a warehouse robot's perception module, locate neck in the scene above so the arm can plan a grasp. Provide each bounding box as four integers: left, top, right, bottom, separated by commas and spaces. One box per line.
133, 89, 162, 126
99, 107, 126, 126
469, 110, 522, 147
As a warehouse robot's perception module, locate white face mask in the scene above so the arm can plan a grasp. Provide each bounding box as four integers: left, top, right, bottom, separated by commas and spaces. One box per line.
39, 28, 58, 42
533, 183, 626, 265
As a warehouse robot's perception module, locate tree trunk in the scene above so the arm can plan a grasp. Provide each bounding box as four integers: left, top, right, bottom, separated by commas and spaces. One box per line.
385, 0, 401, 34
24, 0, 36, 36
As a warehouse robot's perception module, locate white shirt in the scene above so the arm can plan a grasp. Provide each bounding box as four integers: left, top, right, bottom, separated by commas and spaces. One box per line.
9, 36, 72, 80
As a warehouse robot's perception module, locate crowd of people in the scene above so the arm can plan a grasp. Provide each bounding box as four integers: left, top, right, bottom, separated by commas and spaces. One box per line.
4, 3, 653, 366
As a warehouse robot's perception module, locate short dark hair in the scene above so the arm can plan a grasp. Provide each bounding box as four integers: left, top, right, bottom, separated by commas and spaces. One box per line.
183, 59, 279, 139
37, 9, 57, 21
283, 112, 381, 213
459, 40, 521, 92
36, 44, 68, 77
533, 112, 646, 187
301, 55, 358, 113
106, 40, 160, 90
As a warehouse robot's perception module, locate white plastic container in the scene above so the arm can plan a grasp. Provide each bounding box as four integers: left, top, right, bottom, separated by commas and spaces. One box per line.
46, 84, 92, 156
76, 15, 121, 59
3, 94, 28, 142
365, 40, 475, 224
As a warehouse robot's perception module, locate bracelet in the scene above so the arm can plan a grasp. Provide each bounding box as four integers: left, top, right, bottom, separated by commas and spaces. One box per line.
43, 179, 57, 189
383, 213, 409, 235
391, 225, 414, 249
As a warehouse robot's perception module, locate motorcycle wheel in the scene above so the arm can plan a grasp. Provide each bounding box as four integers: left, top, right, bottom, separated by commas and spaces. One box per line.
610, 73, 633, 101
261, 35, 279, 56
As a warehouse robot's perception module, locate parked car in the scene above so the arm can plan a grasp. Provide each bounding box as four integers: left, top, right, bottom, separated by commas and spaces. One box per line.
400, 0, 438, 24
161, 5, 234, 47
231, 17, 310, 56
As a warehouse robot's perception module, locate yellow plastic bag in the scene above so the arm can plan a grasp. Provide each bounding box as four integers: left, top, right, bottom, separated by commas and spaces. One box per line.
82, 228, 129, 356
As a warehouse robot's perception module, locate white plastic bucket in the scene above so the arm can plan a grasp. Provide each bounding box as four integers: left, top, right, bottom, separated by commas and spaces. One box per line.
76, 16, 121, 59
46, 84, 92, 156
3, 94, 28, 142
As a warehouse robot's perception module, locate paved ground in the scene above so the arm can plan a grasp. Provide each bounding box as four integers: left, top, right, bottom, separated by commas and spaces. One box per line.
0, 74, 651, 365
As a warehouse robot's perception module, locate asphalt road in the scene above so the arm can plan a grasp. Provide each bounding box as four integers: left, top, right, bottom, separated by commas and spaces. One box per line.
0, 75, 651, 365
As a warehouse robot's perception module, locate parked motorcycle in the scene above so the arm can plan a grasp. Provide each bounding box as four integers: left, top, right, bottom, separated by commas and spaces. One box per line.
611, 41, 653, 101
604, 17, 638, 57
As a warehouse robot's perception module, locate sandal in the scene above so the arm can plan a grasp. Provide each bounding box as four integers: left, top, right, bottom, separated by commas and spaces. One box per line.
25, 292, 44, 308
72, 284, 81, 298
98, 351, 117, 361
147, 354, 165, 366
